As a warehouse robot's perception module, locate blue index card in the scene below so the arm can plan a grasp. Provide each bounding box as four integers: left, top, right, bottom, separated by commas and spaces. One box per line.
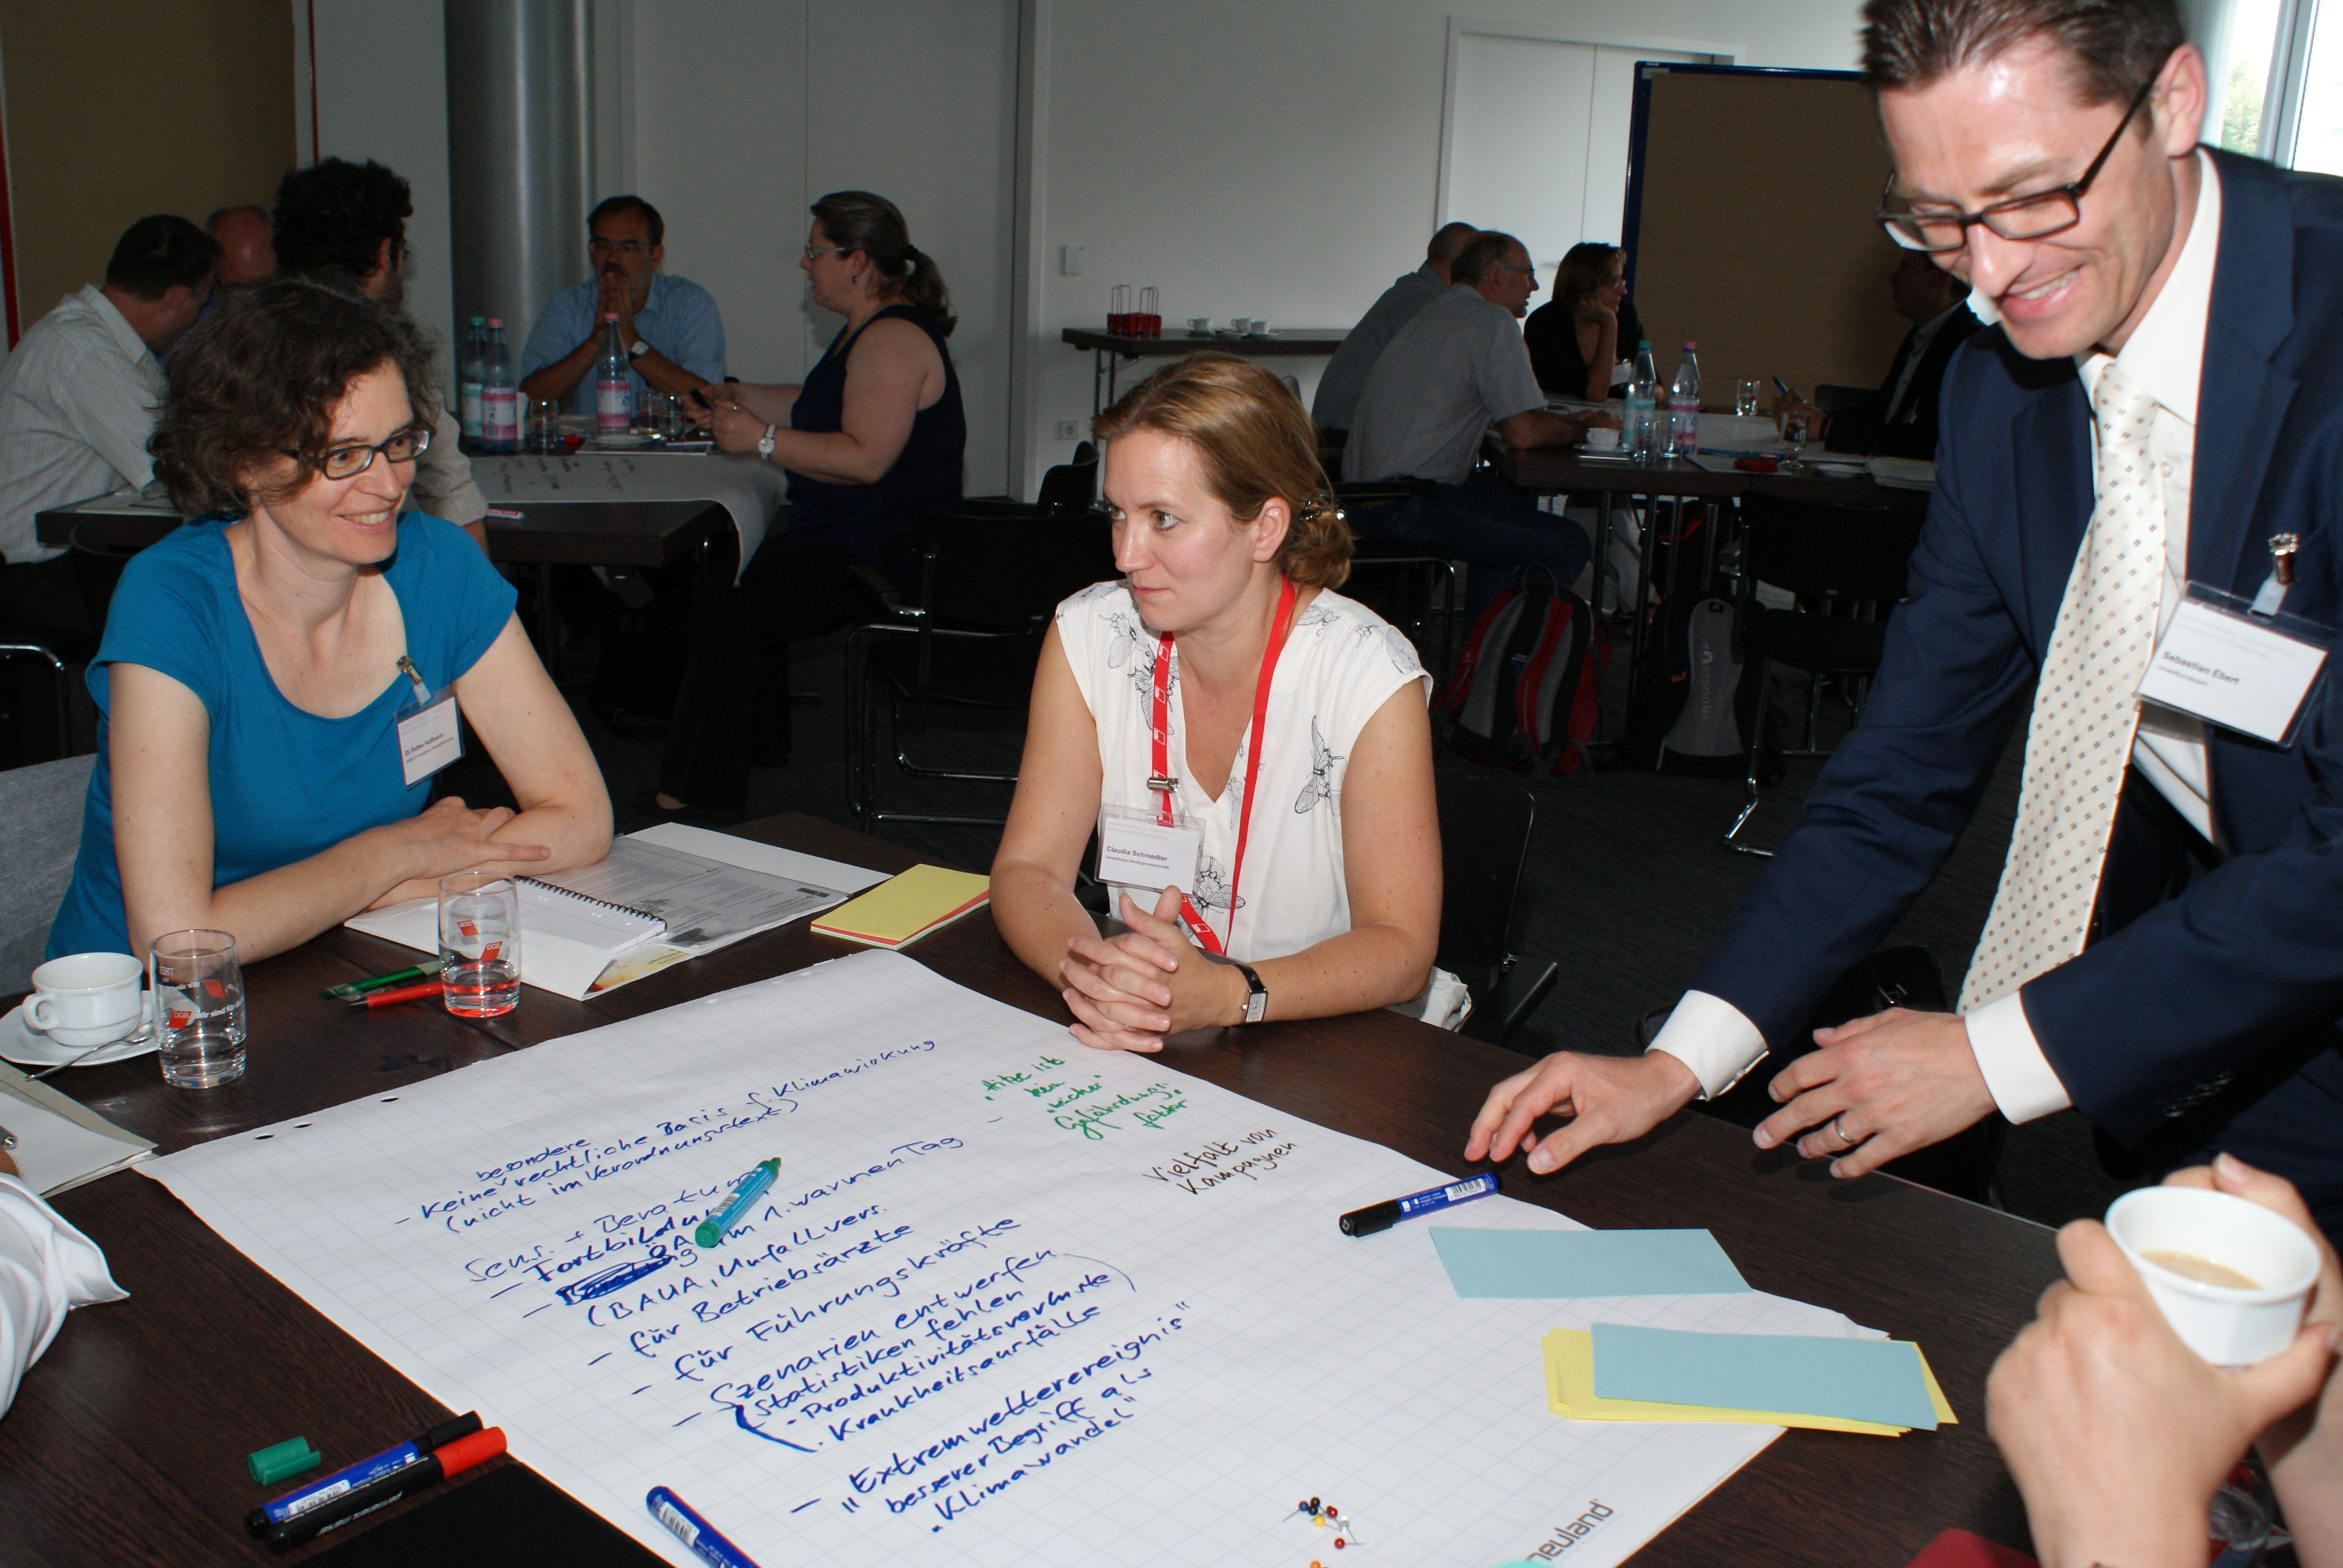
1428, 1227, 1750, 1299
1590, 1324, 1941, 1431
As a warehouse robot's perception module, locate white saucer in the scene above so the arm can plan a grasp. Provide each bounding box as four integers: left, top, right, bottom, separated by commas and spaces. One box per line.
1806, 460, 1869, 477
591, 431, 652, 448
0, 1002, 160, 1070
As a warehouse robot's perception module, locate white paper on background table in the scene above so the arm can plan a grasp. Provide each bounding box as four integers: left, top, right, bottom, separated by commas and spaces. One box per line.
473, 452, 784, 578
147, 951, 1860, 1568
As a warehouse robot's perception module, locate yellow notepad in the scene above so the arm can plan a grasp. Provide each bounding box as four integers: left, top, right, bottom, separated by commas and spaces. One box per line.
1539, 1328, 1956, 1436
810, 865, 991, 949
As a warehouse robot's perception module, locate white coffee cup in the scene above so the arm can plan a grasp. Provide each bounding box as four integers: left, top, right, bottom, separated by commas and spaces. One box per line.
2105, 1187, 2321, 1365
1248, 321, 1273, 336
27, 951, 151, 1048
1225, 318, 1251, 335
1584, 428, 1621, 451
1186, 316, 1211, 333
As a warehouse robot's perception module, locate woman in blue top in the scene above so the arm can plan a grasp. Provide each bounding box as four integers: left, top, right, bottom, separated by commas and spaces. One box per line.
649, 191, 966, 820
47, 275, 611, 962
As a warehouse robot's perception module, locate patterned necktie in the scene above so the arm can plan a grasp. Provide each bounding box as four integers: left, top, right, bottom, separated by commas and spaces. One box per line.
1959, 363, 2165, 1013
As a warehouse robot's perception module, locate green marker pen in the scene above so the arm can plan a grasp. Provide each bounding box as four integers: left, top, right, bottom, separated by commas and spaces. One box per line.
695, 1158, 782, 1249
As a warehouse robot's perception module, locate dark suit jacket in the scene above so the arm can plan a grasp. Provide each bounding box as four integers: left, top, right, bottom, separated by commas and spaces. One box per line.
1824, 304, 1985, 459
1688, 148, 2343, 1226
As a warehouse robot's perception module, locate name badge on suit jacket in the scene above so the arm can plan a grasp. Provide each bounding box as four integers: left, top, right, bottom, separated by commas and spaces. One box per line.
2137, 581, 2328, 747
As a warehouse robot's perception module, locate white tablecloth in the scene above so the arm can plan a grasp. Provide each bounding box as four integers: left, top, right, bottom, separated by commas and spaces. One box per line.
471, 451, 785, 580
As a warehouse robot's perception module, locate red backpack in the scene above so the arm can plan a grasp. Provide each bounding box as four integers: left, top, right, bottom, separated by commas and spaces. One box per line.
1435, 583, 1608, 777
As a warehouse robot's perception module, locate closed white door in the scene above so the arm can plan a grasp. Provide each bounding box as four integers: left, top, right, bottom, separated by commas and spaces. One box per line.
1443, 34, 1705, 271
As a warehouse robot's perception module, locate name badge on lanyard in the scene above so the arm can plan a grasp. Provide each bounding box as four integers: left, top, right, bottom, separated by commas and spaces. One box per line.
1096, 803, 1202, 895
393, 654, 464, 787
2136, 561, 2330, 748
1126, 579, 1297, 956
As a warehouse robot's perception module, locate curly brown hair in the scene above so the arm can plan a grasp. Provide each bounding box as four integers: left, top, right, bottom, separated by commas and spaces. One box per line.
1091, 353, 1351, 589
151, 273, 442, 517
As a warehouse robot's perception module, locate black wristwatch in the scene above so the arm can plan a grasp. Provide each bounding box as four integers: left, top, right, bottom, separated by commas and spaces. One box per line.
1232, 961, 1268, 1025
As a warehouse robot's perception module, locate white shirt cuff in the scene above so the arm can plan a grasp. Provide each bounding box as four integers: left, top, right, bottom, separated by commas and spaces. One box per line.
1648, 990, 1769, 1100
1964, 990, 2072, 1123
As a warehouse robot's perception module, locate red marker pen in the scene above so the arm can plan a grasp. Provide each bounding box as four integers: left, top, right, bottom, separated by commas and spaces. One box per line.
261, 1426, 505, 1551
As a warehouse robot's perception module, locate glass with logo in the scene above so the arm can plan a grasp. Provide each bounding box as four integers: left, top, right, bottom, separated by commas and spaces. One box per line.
439, 872, 522, 1016
151, 929, 247, 1088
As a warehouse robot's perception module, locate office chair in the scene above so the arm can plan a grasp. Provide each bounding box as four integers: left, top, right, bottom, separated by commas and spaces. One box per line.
1722, 492, 1924, 857
1436, 773, 1559, 1050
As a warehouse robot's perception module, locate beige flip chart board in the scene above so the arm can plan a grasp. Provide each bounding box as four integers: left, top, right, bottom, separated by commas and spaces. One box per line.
1623, 65, 1913, 403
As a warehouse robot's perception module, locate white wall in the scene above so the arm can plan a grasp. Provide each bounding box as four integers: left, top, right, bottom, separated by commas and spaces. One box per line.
300, 0, 457, 397
1015, 0, 1870, 489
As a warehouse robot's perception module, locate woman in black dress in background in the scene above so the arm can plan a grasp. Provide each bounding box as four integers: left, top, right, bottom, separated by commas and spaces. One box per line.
650, 191, 966, 820
1521, 243, 1644, 401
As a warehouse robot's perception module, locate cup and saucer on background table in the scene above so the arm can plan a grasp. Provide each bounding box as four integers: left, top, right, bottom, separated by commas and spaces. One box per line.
1, 952, 160, 1071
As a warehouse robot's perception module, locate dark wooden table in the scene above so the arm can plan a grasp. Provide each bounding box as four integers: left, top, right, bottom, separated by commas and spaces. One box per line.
1061, 325, 1349, 414
0, 812, 2057, 1567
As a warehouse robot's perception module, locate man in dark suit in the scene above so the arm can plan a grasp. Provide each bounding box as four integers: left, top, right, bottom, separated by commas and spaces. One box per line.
1467, 0, 2343, 1246
1823, 250, 1984, 458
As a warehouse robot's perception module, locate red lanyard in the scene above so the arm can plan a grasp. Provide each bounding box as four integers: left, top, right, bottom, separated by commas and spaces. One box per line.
1147, 578, 1297, 955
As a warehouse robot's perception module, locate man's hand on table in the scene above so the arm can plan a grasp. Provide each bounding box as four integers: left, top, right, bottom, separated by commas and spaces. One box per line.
1464, 1049, 1701, 1173
595, 271, 638, 346
1987, 1206, 2338, 1568
1752, 1007, 1997, 1178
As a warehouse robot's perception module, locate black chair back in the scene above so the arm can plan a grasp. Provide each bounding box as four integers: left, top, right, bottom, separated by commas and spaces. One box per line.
1034, 441, 1099, 514
1736, 492, 1923, 605
1436, 773, 1535, 988
912, 508, 1116, 635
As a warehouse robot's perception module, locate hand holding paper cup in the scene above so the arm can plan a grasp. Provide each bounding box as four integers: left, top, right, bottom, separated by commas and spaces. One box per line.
2105, 1184, 2321, 1365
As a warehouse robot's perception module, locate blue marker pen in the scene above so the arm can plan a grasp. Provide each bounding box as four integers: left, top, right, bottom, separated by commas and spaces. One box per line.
557, 1248, 674, 1306
649, 1485, 762, 1568
694, 1158, 781, 1248
1339, 1172, 1500, 1236
244, 1412, 481, 1534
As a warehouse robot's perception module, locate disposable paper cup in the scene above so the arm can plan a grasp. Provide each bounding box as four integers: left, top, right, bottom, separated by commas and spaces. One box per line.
2105, 1187, 2319, 1366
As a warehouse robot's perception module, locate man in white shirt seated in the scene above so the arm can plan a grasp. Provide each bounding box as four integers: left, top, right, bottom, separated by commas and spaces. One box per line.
1345, 230, 1614, 615
0, 215, 215, 650
0, 1145, 124, 1419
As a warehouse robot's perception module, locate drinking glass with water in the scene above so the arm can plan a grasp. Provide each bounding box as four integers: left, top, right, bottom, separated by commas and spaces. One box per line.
150, 929, 247, 1089
439, 872, 522, 1017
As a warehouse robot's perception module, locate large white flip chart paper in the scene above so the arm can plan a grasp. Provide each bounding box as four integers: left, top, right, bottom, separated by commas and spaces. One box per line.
149, 952, 1850, 1567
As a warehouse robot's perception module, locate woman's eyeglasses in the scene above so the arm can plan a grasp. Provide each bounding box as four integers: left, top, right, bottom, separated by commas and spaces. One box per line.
283, 423, 432, 482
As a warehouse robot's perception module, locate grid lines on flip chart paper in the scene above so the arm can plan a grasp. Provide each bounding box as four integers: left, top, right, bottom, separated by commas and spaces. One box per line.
149, 951, 1859, 1568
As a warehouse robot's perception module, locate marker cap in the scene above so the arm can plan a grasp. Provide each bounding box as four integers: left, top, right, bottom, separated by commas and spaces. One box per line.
435, 1427, 507, 1477
246, 1437, 321, 1486
1338, 1201, 1401, 1237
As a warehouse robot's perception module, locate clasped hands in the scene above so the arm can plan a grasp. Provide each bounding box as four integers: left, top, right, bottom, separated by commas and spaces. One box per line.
1467, 1005, 1997, 1181
1058, 887, 1244, 1053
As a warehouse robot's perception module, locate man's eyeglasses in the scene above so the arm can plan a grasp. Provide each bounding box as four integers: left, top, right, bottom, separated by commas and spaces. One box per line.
588, 238, 650, 256
1875, 70, 2158, 253
282, 423, 432, 482
1496, 263, 1539, 283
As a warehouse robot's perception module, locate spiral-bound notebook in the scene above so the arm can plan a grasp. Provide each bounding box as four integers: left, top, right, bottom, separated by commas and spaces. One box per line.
344, 834, 864, 999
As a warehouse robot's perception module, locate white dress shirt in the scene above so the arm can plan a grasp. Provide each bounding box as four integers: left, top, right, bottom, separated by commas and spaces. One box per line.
1653, 154, 2223, 1123
0, 286, 166, 566
0, 1173, 125, 1418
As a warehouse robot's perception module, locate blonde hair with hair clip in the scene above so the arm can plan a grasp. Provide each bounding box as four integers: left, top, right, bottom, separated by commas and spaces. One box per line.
1092, 352, 1352, 589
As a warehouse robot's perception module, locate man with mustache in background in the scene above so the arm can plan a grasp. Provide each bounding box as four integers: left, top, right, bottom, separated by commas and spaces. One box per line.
519, 195, 725, 414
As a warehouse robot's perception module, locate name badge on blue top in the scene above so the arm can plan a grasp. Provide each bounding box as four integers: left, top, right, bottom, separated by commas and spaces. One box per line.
394, 655, 463, 787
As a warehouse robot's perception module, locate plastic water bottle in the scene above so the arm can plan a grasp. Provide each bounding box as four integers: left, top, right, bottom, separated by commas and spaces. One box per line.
1625, 341, 1660, 463
457, 317, 485, 441
1665, 341, 1701, 459
480, 319, 518, 454
595, 313, 633, 433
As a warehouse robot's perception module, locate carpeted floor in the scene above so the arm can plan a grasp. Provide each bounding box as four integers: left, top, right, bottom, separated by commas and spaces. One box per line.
556, 590, 2134, 1234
